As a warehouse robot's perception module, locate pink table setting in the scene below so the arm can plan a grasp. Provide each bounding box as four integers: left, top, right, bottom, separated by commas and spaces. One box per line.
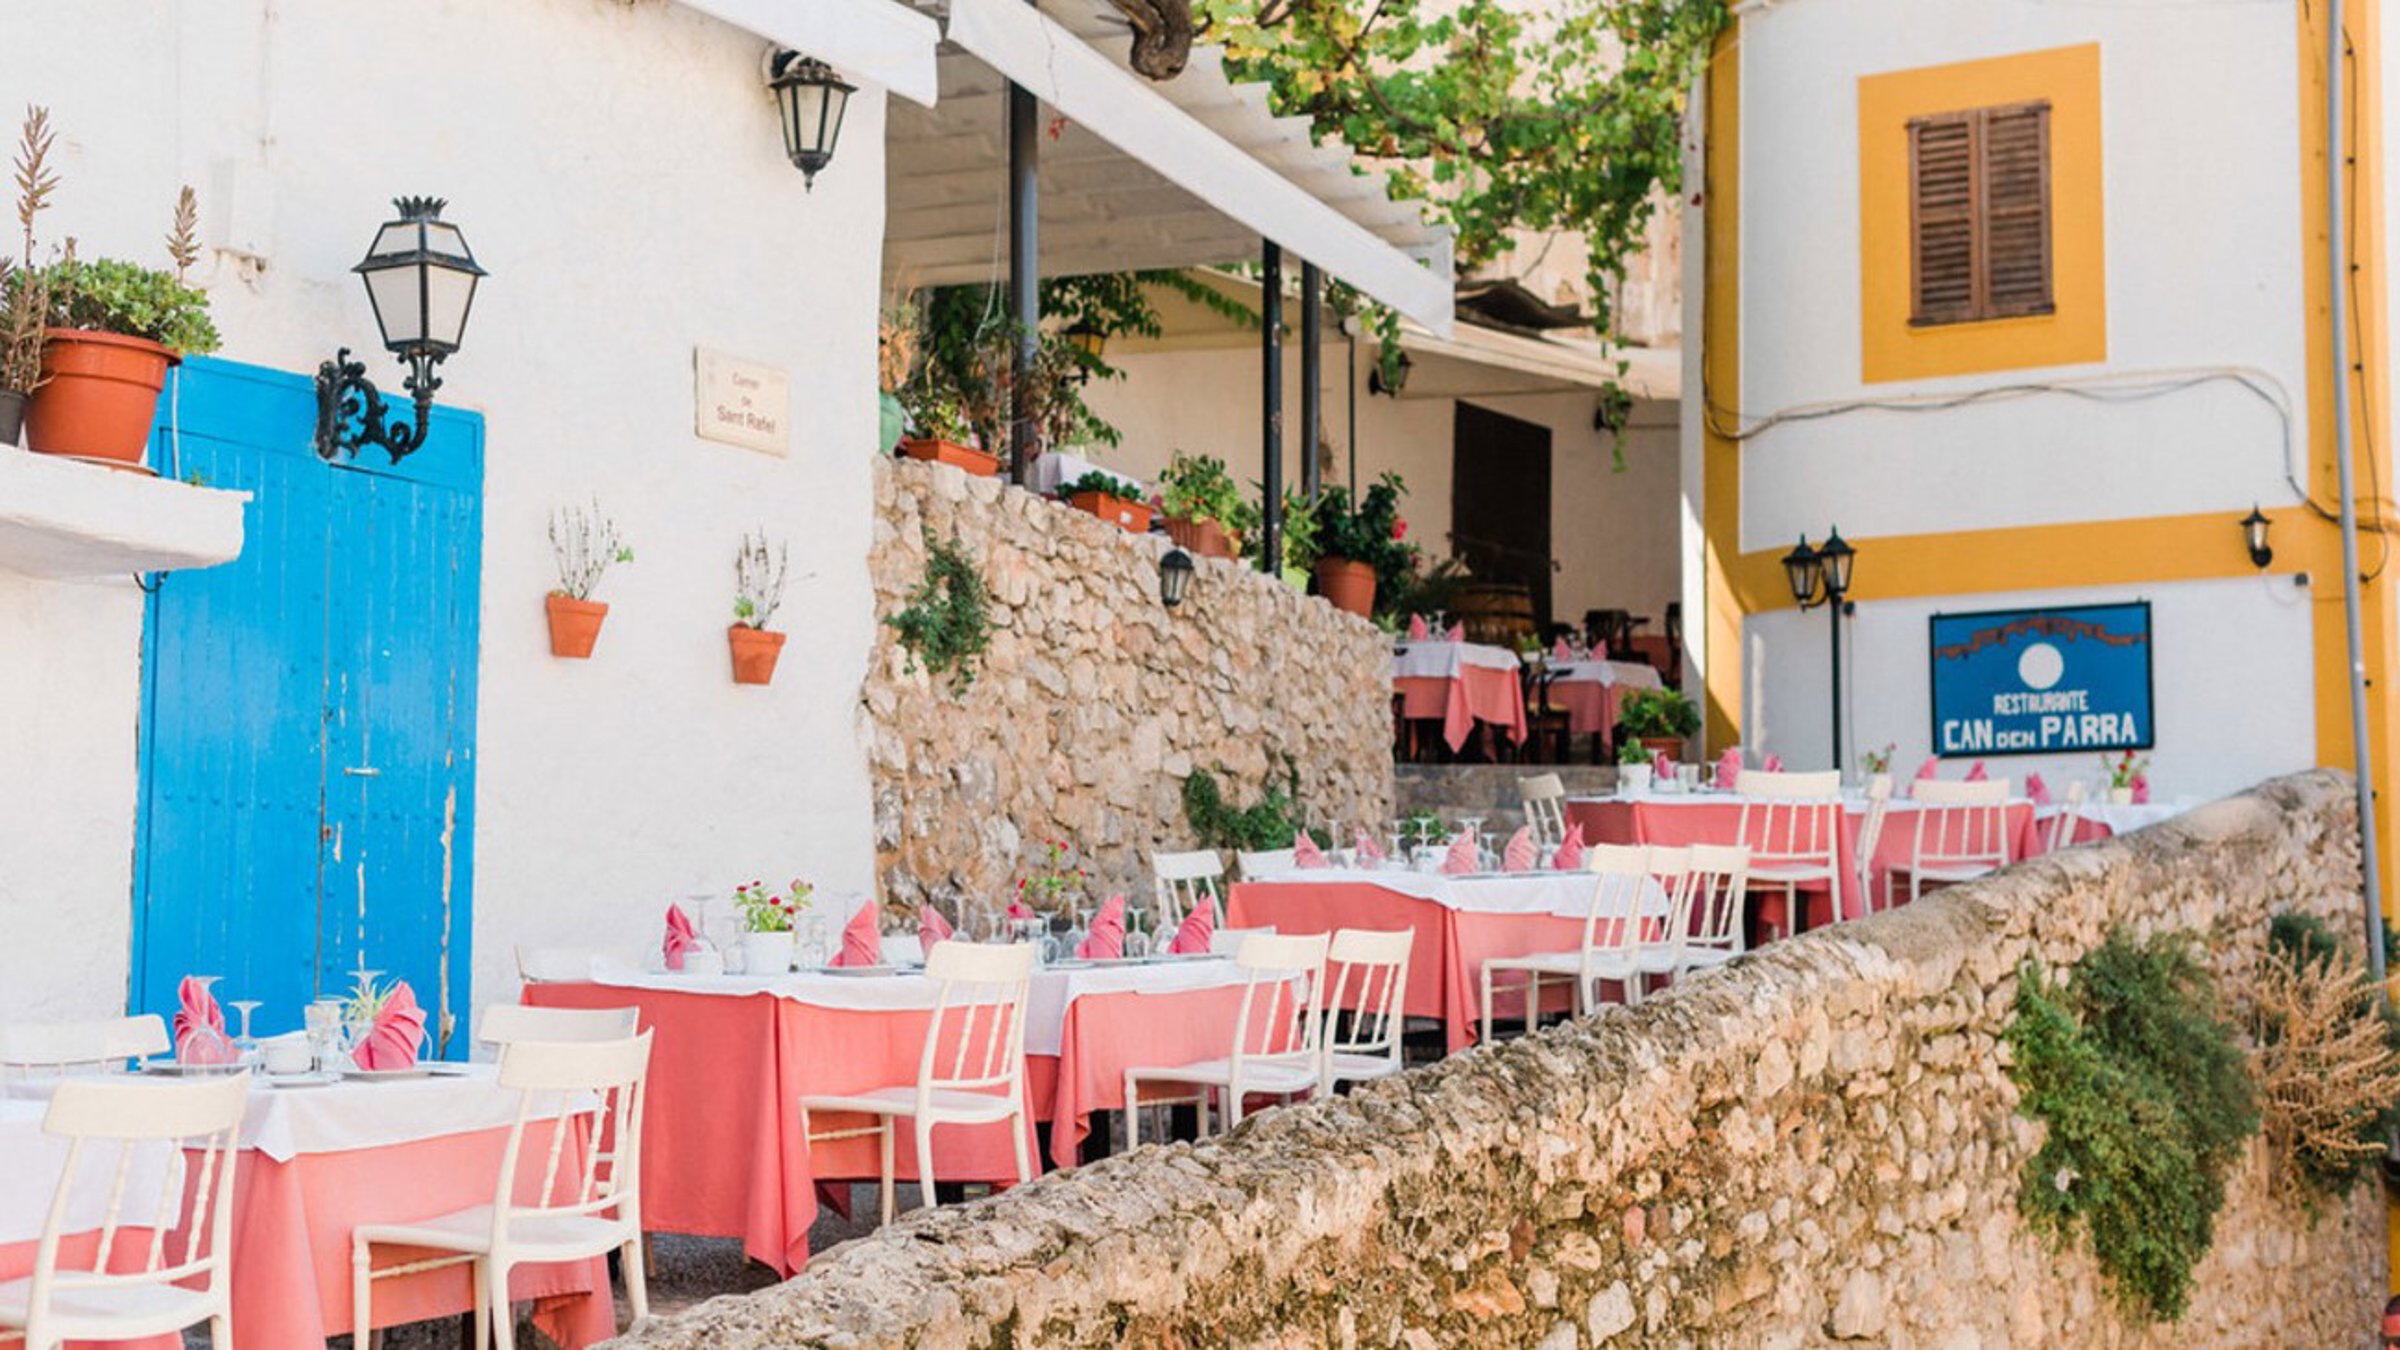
524, 951, 1266, 1273
1392, 638, 1527, 752
1227, 865, 1668, 1053
1544, 657, 1664, 737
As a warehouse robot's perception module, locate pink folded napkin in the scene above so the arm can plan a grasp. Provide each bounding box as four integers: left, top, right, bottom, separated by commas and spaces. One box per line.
1593, 641, 1608, 661
1353, 827, 1386, 864
1552, 637, 1575, 662
1005, 899, 1036, 922
1915, 757, 1940, 781
1168, 897, 1217, 954
1293, 831, 1328, 869
1550, 822, 1585, 871
1501, 825, 1537, 873
662, 904, 698, 972
918, 904, 954, 961
350, 982, 426, 1071
835, 902, 882, 967
1445, 622, 1465, 642
2131, 773, 2150, 804
173, 976, 237, 1066
1651, 749, 1673, 776
1714, 747, 1743, 791
1077, 894, 1127, 959
1762, 753, 1784, 772
1441, 829, 1480, 875
2026, 772, 2052, 805
1965, 760, 1989, 782
1407, 613, 1430, 640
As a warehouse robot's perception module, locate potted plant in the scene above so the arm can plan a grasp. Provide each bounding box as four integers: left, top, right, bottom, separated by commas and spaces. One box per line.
733, 878, 813, 974
730, 528, 790, 685
547, 500, 633, 659
0, 108, 62, 448
1156, 451, 1254, 560
896, 388, 1001, 477
1057, 468, 1154, 534
2102, 750, 2149, 806
23, 172, 218, 468
1616, 736, 1655, 795
878, 290, 919, 457
1617, 686, 1700, 762
1246, 484, 1322, 589
1305, 473, 1412, 618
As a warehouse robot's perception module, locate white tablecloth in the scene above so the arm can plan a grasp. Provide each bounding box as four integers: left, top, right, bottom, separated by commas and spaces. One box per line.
6, 1065, 542, 1164
1026, 449, 1143, 498
1391, 640, 1521, 679
0, 1099, 180, 1245
1241, 867, 1671, 921
582, 955, 1252, 1057
2039, 799, 2190, 834
1548, 659, 1662, 690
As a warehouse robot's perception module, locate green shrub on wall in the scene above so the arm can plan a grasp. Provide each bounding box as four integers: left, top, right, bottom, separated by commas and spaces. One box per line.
886, 530, 991, 696
2250, 912, 2400, 1202
2006, 930, 2258, 1322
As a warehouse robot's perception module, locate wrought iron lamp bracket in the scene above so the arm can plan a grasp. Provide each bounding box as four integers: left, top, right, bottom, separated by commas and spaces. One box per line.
314, 347, 443, 464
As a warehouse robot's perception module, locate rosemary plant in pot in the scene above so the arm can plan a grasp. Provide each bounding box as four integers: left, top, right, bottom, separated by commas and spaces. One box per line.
546, 500, 632, 659
730, 529, 791, 685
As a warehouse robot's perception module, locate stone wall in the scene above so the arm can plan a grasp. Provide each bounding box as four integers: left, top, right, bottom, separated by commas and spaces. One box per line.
861, 459, 1395, 916
612, 770, 2384, 1348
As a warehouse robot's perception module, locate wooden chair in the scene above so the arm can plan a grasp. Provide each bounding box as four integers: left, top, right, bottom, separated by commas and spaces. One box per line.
1321, 928, 1415, 1091
1479, 844, 1651, 1041
0, 1016, 170, 1079
1152, 850, 1227, 932
1125, 933, 1328, 1142
1887, 777, 2012, 905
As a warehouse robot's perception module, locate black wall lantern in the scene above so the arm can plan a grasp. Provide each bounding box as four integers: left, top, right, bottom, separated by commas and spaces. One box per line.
1159, 547, 1195, 608
2241, 505, 2274, 569
314, 197, 485, 464
1063, 320, 1106, 384
1784, 526, 1859, 772
1368, 348, 1413, 398
767, 50, 854, 190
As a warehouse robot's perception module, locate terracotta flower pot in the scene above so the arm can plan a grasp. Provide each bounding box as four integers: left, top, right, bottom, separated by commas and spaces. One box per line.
23, 329, 178, 466
1069, 491, 1155, 535
546, 594, 609, 659
1640, 736, 1686, 764
1164, 516, 1237, 560
899, 438, 1002, 478
729, 625, 787, 685
1314, 556, 1377, 617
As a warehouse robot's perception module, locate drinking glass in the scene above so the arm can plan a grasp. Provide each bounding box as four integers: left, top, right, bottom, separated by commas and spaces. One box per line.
230, 1000, 263, 1064
798, 916, 830, 969
304, 999, 341, 1073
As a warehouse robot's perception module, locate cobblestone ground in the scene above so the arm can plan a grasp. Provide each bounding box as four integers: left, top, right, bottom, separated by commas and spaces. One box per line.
187, 1192, 888, 1348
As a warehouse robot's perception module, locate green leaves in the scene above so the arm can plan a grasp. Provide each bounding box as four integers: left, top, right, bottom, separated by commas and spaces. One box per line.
886, 530, 992, 697
36, 255, 219, 355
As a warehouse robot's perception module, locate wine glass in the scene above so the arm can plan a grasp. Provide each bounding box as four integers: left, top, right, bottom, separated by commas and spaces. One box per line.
229, 1000, 262, 1064
798, 916, 830, 969
304, 999, 341, 1073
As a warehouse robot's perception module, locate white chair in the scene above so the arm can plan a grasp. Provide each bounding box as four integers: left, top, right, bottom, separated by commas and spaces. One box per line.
0, 1016, 170, 1078
1733, 769, 1845, 938
353, 1032, 654, 1350
1152, 850, 1227, 932
0, 1072, 249, 1350
477, 1004, 640, 1046
1888, 777, 2012, 905
1853, 775, 1895, 914
798, 941, 1036, 1225
1625, 846, 1695, 1002
1518, 773, 1568, 848
2044, 779, 2091, 853
1125, 933, 1328, 1144
1234, 848, 1298, 880
1322, 928, 1414, 1091
1479, 844, 1651, 1042
1675, 844, 1753, 973
514, 946, 602, 984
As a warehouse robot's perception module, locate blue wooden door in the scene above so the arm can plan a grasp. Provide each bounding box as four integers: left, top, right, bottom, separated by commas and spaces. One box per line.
133, 357, 483, 1055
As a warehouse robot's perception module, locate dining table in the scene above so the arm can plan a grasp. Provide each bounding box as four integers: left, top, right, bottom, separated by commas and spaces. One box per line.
1543, 658, 1664, 738
0, 1066, 614, 1350
1392, 640, 1527, 752
1227, 867, 1668, 1053
524, 953, 1270, 1274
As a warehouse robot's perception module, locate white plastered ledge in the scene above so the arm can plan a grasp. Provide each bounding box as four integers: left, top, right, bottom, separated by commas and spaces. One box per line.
0, 450, 248, 579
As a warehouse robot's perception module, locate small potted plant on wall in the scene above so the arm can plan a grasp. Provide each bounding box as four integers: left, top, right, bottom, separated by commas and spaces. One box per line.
547, 499, 632, 659
22, 161, 220, 468
730, 528, 790, 685
0, 108, 65, 448
1057, 468, 1154, 534
1304, 473, 1411, 619
896, 388, 1001, 477
733, 877, 812, 974
1616, 735, 1656, 794
1617, 686, 1701, 764
1156, 451, 1253, 560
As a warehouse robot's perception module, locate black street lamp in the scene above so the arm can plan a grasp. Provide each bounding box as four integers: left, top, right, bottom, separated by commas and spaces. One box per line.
766, 50, 854, 190
1159, 547, 1195, 608
314, 197, 485, 464
1785, 526, 1859, 770
2241, 505, 2274, 569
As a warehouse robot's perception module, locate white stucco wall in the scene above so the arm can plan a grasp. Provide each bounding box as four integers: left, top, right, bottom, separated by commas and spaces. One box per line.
1080, 345, 1682, 627
1735, 0, 2307, 552
0, 0, 885, 1023
1743, 573, 2317, 805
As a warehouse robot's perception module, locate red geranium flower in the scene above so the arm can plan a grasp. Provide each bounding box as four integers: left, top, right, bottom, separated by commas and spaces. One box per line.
1392, 519, 1409, 540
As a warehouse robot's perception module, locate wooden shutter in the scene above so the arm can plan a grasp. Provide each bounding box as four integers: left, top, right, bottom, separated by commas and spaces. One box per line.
1907, 100, 2053, 325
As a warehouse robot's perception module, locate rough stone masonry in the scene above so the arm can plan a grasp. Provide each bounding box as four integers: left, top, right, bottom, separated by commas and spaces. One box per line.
623, 772, 2385, 1344
860, 458, 1396, 919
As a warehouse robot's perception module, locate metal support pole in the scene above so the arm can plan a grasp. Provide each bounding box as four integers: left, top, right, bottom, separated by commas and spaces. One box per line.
1301, 262, 1322, 500
1260, 241, 1284, 576
1346, 322, 1359, 493
1007, 78, 1039, 485
1828, 600, 1844, 774
2327, 0, 2386, 980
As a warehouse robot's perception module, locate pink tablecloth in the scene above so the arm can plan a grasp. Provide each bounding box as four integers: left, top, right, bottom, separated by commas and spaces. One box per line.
0, 1231, 182, 1350
1395, 668, 1527, 752
217, 1124, 614, 1350
1225, 882, 1585, 1054
1548, 681, 1628, 738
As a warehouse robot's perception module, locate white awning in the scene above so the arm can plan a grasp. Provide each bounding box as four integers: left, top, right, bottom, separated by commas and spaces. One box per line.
678, 0, 943, 107
888, 0, 1454, 334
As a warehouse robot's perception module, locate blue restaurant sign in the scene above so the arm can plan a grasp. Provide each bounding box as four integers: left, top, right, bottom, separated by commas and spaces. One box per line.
1927, 602, 2153, 756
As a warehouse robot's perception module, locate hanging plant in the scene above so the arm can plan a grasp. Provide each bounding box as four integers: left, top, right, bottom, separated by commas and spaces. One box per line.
886, 529, 991, 695
729, 529, 791, 685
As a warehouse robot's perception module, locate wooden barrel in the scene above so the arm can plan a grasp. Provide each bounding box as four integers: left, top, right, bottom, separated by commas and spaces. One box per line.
1451, 582, 1536, 649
